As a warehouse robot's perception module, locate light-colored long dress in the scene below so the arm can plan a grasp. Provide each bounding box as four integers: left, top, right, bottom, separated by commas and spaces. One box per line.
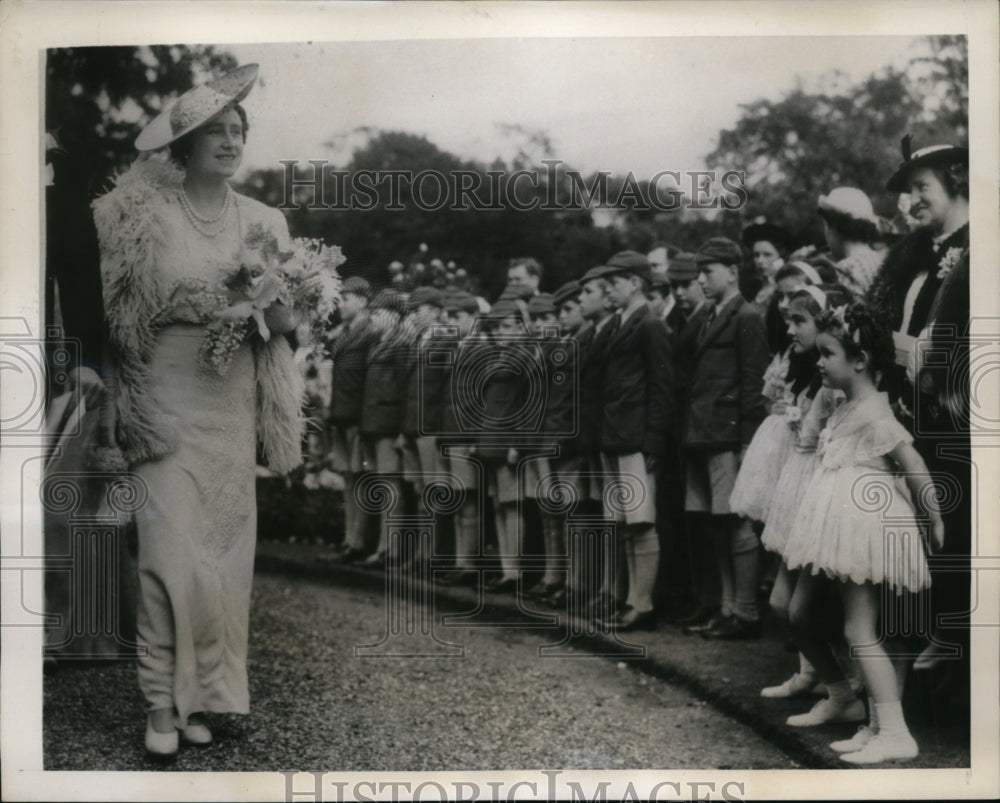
94, 161, 294, 725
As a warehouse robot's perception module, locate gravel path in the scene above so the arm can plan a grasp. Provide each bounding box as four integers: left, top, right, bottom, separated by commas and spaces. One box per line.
44, 571, 797, 771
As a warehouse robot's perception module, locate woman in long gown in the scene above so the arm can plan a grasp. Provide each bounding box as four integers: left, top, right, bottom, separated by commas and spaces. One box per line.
92, 64, 304, 759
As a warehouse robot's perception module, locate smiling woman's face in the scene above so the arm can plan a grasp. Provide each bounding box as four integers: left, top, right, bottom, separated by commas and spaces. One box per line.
186, 106, 245, 179
906, 166, 955, 232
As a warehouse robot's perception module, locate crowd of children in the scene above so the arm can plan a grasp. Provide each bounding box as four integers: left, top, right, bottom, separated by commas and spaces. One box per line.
299, 138, 970, 765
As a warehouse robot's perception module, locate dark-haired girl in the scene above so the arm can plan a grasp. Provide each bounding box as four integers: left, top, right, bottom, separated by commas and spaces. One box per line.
781, 303, 943, 763
758, 285, 850, 702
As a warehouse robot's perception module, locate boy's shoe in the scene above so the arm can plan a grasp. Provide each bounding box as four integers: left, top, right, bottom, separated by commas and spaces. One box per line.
760, 672, 824, 698
840, 731, 918, 763
786, 696, 866, 727
830, 725, 876, 753
701, 614, 762, 640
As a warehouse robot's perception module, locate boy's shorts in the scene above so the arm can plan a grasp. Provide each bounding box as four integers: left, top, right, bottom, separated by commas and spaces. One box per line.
599, 451, 657, 526
685, 449, 739, 515
330, 423, 363, 474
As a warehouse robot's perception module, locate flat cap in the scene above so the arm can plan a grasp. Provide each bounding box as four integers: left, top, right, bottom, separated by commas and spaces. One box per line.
696, 237, 743, 268
667, 251, 699, 282
526, 293, 557, 316
498, 283, 536, 302
553, 280, 582, 307
602, 250, 652, 282
342, 275, 372, 299
369, 288, 406, 316
443, 290, 480, 314
579, 264, 614, 284
407, 286, 444, 310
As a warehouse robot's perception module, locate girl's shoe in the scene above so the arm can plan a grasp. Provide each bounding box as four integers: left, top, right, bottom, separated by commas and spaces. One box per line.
786, 696, 866, 727
179, 714, 212, 746
760, 672, 824, 698
830, 725, 875, 753
840, 731, 918, 763
145, 716, 179, 760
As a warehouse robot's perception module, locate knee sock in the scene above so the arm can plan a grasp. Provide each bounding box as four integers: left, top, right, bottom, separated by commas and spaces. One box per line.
455, 504, 479, 570
732, 520, 760, 621
541, 515, 565, 586
628, 525, 659, 613
713, 522, 734, 616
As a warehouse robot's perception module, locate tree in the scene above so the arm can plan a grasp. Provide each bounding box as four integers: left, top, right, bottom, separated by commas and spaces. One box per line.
46, 45, 238, 194
704, 35, 968, 247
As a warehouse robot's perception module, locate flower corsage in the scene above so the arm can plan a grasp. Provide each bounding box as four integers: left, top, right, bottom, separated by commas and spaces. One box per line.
936, 247, 964, 281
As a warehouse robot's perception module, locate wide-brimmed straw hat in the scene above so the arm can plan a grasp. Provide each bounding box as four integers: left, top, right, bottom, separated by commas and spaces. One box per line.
135, 64, 260, 151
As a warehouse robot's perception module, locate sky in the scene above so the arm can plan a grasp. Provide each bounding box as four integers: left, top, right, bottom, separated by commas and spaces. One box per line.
228, 36, 925, 178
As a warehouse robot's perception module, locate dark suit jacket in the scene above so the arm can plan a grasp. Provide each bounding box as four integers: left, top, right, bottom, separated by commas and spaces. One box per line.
685, 294, 768, 451
577, 317, 617, 455
672, 302, 711, 434
328, 316, 379, 425
540, 334, 580, 456
475, 339, 538, 462
359, 336, 407, 437
600, 305, 673, 457
399, 330, 448, 437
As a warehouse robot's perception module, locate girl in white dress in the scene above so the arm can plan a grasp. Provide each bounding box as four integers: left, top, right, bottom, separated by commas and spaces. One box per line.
781, 302, 943, 763
758, 285, 849, 701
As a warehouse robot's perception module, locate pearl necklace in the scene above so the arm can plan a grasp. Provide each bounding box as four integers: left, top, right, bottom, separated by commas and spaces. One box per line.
179, 186, 233, 237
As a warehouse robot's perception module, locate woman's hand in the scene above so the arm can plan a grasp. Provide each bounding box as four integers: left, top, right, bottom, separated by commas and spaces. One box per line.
929, 515, 946, 552
506, 447, 519, 466
263, 301, 300, 335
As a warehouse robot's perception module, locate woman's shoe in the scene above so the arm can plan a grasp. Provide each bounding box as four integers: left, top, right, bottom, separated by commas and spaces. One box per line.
145, 716, 179, 761
179, 714, 213, 747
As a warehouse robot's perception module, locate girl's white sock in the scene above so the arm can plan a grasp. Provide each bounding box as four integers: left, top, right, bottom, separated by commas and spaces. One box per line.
874, 701, 910, 739
867, 696, 880, 732
799, 653, 816, 677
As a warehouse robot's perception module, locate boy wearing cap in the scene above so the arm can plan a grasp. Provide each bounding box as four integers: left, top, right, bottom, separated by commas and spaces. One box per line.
398, 287, 447, 550
665, 252, 714, 623
434, 291, 485, 587
524, 293, 567, 600
684, 237, 769, 639
477, 299, 534, 593
576, 265, 626, 612
600, 251, 674, 632
326, 277, 380, 562
358, 289, 408, 567
537, 281, 589, 607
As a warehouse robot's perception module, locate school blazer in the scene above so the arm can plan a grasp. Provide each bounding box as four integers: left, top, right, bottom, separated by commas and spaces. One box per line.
577, 319, 615, 455
600, 305, 674, 458
328, 318, 379, 426
359, 337, 407, 438
475, 339, 539, 462
399, 333, 449, 438
540, 334, 580, 457
672, 303, 712, 435
684, 294, 769, 451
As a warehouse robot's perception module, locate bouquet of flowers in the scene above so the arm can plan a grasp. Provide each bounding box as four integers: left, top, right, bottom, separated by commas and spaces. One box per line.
200, 223, 344, 375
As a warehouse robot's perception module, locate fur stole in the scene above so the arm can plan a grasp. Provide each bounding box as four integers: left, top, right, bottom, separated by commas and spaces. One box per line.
90, 154, 303, 473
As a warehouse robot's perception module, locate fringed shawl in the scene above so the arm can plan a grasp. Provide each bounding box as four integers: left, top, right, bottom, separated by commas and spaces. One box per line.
91, 154, 304, 473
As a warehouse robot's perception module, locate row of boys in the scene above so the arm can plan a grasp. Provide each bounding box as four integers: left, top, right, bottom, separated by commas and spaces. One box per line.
321, 240, 770, 636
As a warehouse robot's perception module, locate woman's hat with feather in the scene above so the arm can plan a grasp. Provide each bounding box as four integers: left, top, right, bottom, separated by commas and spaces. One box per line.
135, 64, 259, 151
